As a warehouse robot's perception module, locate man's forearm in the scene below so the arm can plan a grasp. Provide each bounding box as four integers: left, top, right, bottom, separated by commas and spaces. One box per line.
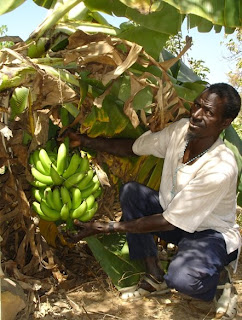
113, 214, 174, 233
71, 213, 174, 242
81, 135, 135, 157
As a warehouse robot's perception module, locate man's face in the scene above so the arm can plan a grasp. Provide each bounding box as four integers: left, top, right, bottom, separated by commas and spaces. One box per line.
187, 89, 231, 141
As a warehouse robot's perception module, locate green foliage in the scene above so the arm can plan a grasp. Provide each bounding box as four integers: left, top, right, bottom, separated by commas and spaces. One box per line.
86, 234, 145, 289
164, 32, 210, 81
222, 125, 242, 207
0, 25, 14, 49
0, 0, 25, 15
222, 28, 242, 92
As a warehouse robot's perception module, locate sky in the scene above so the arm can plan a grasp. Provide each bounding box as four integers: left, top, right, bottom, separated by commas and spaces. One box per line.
0, 0, 237, 84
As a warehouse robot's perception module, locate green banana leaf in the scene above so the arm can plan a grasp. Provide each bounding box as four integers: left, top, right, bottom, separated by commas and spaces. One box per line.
86, 234, 145, 289
223, 125, 242, 206
118, 24, 170, 59
161, 49, 202, 83
163, 0, 240, 29
117, 0, 240, 30
34, 0, 59, 9
124, 2, 182, 36
0, 0, 26, 15
10, 87, 29, 120
1, 0, 241, 36
223, 125, 242, 174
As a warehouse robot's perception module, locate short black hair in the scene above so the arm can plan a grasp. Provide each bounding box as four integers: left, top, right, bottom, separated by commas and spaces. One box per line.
205, 83, 241, 120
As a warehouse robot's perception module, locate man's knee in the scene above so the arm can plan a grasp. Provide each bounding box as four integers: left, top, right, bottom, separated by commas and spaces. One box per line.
164, 260, 219, 301
120, 181, 140, 221
120, 181, 139, 199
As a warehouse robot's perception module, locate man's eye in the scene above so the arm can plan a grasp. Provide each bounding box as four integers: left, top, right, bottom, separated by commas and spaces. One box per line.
193, 103, 199, 109
205, 109, 213, 116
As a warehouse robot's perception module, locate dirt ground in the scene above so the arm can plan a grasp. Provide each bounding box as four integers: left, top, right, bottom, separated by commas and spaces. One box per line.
15, 241, 242, 320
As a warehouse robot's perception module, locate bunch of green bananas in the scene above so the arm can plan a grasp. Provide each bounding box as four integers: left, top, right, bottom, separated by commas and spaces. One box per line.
29, 143, 102, 227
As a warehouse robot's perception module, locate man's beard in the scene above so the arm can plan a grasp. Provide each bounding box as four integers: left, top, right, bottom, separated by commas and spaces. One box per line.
185, 128, 198, 141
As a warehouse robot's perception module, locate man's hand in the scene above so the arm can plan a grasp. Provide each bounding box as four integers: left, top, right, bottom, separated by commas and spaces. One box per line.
62, 220, 109, 243
58, 128, 82, 148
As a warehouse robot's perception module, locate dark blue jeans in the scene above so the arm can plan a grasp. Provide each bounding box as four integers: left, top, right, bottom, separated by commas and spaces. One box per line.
119, 181, 238, 301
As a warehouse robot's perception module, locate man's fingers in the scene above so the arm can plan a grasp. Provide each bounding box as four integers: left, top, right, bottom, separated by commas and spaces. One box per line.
73, 219, 85, 227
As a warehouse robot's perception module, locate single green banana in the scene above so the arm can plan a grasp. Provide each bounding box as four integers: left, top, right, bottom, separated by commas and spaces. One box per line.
44, 187, 56, 209
64, 171, 85, 189
50, 164, 64, 185
71, 187, 82, 209
40, 200, 61, 221
60, 203, 69, 221
32, 149, 40, 165
63, 153, 81, 179
31, 180, 47, 188
77, 169, 94, 190
39, 148, 52, 174
60, 186, 72, 209
32, 149, 48, 175
79, 201, 98, 222
81, 181, 100, 199
85, 194, 95, 210
32, 188, 44, 202
31, 167, 53, 185
80, 178, 95, 191
71, 200, 87, 219
52, 187, 63, 211
32, 201, 54, 221
79, 156, 90, 172
80, 174, 99, 191
92, 187, 103, 199
57, 143, 67, 175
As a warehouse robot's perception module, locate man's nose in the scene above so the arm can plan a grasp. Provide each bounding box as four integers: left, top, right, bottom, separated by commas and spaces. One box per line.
192, 107, 203, 119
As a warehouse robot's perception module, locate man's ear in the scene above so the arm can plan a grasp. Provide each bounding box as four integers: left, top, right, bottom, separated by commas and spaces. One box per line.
222, 117, 233, 129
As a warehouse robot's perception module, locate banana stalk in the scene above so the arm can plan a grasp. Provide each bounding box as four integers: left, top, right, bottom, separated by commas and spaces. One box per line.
28, 0, 81, 41
54, 21, 118, 36
37, 64, 80, 87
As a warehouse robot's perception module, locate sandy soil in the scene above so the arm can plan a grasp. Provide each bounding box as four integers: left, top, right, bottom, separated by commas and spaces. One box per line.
16, 243, 242, 320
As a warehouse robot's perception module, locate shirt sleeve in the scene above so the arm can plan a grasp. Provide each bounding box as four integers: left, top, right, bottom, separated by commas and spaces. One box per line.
132, 121, 178, 158
163, 170, 231, 232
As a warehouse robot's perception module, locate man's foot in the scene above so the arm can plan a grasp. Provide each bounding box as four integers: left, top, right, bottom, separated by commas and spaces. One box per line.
213, 267, 238, 320
120, 274, 170, 300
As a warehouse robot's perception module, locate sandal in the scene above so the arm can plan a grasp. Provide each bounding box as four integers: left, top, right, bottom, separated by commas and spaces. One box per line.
120, 274, 170, 300
212, 267, 238, 320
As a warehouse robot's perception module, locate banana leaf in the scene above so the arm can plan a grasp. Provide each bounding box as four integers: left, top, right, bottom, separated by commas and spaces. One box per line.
86, 234, 145, 289
118, 25, 170, 59
163, 0, 240, 29
223, 125, 242, 206
161, 49, 202, 83
34, 0, 53, 9
10, 87, 29, 120
0, 0, 26, 15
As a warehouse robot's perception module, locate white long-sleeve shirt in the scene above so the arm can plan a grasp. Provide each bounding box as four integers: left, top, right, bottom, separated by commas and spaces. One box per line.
132, 118, 241, 269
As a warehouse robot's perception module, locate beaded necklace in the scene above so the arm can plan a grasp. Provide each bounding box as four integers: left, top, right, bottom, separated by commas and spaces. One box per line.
171, 140, 210, 199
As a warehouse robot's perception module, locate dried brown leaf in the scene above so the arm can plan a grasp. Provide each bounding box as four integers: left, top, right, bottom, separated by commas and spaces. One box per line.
67, 30, 107, 50
11, 144, 28, 168
93, 86, 112, 109
93, 163, 111, 187
102, 43, 143, 85
124, 98, 140, 128
38, 220, 58, 248
16, 233, 29, 268
159, 36, 192, 70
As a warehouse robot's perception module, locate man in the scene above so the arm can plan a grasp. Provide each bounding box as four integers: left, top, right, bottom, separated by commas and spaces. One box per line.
61, 83, 241, 316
